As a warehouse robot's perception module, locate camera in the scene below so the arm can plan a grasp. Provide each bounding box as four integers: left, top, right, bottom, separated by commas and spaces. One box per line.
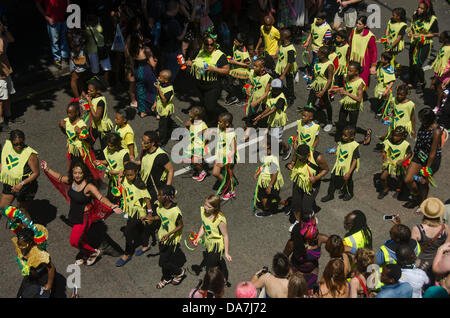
257, 266, 269, 278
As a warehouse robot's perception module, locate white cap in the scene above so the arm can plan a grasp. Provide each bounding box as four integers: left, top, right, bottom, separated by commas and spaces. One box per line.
271, 78, 283, 88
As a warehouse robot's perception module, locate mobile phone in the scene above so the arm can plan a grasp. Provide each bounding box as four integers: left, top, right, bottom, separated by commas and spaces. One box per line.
383, 215, 395, 220
73, 285, 78, 295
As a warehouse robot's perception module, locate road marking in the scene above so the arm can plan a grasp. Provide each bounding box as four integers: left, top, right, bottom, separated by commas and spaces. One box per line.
174, 120, 298, 176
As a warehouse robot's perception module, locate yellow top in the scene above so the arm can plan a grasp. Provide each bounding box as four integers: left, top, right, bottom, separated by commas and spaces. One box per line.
64, 118, 89, 156
340, 77, 366, 111
374, 65, 396, 99
275, 43, 297, 75
156, 85, 175, 117
229, 45, 250, 79
410, 15, 437, 46
310, 60, 334, 91
297, 120, 320, 149
335, 43, 350, 76
191, 49, 226, 81
115, 124, 138, 158
386, 21, 407, 53
0, 140, 38, 186
266, 92, 288, 128
382, 139, 410, 177
350, 30, 375, 67
188, 120, 208, 157
311, 19, 332, 52
122, 178, 150, 219
156, 203, 182, 247
432, 45, 450, 76
260, 25, 280, 56
90, 96, 113, 133
248, 70, 272, 105
392, 99, 415, 134
257, 154, 284, 190
290, 151, 317, 194
200, 207, 227, 254
217, 128, 239, 165
331, 141, 360, 176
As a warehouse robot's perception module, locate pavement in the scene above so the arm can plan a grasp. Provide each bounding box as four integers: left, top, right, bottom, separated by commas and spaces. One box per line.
1, 0, 450, 299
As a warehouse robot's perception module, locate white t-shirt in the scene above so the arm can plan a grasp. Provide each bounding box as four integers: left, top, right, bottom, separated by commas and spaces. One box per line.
399, 268, 430, 298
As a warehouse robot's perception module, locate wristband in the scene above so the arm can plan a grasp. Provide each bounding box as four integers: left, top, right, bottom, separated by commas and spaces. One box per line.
20, 181, 25, 186
147, 209, 153, 214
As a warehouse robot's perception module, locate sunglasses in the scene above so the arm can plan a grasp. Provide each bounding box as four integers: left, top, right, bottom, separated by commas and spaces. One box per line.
13, 142, 25, 147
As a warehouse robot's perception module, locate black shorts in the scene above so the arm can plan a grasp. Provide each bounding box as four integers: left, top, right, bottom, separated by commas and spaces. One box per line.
2, 180, 38, 202
412, 154, 441, 175
257, 186, 280, 202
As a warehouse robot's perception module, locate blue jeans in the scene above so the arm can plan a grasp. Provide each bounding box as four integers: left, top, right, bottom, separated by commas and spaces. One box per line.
46, 21, 69, 61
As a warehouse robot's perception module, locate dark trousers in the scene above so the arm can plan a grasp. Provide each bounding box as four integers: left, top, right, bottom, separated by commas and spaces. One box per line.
159, 243, 187, 281
291, 182, 320, 221
285, 73, 295, 102
326, 173, 354, 197
409, 43, 431, 86
308, 89, 332, 124
159, 115, 175, 146
223, 76, 246, 101
205, 250, 229, 281
197, 82, 222, 126
336, 107, 367, 142
123, 216, 151, 255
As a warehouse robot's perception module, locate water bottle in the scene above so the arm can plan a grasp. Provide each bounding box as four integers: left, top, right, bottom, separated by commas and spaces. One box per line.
153, 22, 161, 47
200, 61, 209, 75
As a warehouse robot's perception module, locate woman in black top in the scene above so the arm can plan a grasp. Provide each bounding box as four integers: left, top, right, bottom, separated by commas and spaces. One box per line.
404, 108, 443, 208
42, 159, 122, 266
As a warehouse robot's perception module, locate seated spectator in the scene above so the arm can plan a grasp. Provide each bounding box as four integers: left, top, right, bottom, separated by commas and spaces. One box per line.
235, 281, 257, 298
350, 248, 376, 298
432, 242, 450, 297
375, 264, 413, 298
189, 267, 225, 298
397, 244, 429, 298
250, 252, 290, 298
318, 258, 350, 298
376, 222, 421, 266
325, 234, 351, 276
288, 272, 309, 298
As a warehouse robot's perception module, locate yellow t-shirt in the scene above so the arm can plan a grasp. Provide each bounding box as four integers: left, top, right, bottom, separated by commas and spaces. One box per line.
260, 25, 280, 56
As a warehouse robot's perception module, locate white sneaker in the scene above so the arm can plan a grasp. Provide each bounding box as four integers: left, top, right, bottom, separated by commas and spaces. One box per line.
289, 220, 299, 232
324, 124, 333, 132
123, 213, 129, 219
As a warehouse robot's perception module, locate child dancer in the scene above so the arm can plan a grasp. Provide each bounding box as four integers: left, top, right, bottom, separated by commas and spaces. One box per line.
275, 29, 297, 107
384, 8, 408, 73
59, 101, 102, 181
430, 31, 450, 113
321, 126, 360, 202
146, 185, 186, 289
186, 106, 208, 182
295, 105, 320, 151
152, 69, 176, 146
333, 30, 350, 87
378, 126, 412, 199
213, 112, 239, 200
115, 162, 152, 266
374, 52, 396, 119
114, 109, 138, 162
193, 194, 232, 286
225, 33, 251, 106
253, 79, 291, 160
253, 139, 284, 217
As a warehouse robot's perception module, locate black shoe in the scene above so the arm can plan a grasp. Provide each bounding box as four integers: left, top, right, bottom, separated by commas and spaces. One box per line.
0, 123, 11, 132
255, 210, 272, 218
378, 191, 388, 199
191, 264, 203, 276
403, 200, 419, 209
225, 281, 232, 288
225, 97, 239, 106
343, 194, 353, 201
321, 194, 334, 203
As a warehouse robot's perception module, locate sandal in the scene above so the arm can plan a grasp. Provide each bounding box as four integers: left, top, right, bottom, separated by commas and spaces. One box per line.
156, 279, 172, 289
74, 259, 85, 266
171, 268, 186, 285
363, 129, 372, 146
86, 249, 101, 266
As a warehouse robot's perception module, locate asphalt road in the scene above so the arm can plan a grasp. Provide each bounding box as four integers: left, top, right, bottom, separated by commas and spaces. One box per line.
1, 0, 450, 299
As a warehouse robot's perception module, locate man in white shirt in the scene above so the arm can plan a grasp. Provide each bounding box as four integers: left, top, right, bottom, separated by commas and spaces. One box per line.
397, 244, 429, 298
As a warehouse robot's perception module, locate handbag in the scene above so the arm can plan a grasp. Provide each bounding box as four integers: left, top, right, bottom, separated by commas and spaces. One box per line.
111, 24, 126, 52
88, 26, 109, 60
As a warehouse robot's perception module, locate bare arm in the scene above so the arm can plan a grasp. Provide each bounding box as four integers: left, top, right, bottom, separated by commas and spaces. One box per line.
219, 221, 232, 261
426, 127, 442, 169
432, 242, 450, 275
44, 260, 55, 291
164, 161, 174, 186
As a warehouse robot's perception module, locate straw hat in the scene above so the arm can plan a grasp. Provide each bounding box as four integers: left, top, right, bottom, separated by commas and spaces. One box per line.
420, 197, 445, 219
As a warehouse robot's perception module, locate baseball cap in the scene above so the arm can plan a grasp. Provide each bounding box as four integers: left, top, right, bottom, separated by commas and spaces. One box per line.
271, 79, 283, 88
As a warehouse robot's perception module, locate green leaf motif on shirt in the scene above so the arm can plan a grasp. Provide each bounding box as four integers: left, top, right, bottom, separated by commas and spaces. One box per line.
300, 133, 311, 144
390, 148, 401, 161
161, 216, 169, 232
107, 158, 118, 169
202, 221, 212, 237
126, 188, 134, 203
66, 130, 76, 143
6, 155, 19, 170
253, 79, 262, 90
338, 149, 349, 162
394, 109, 405, 121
